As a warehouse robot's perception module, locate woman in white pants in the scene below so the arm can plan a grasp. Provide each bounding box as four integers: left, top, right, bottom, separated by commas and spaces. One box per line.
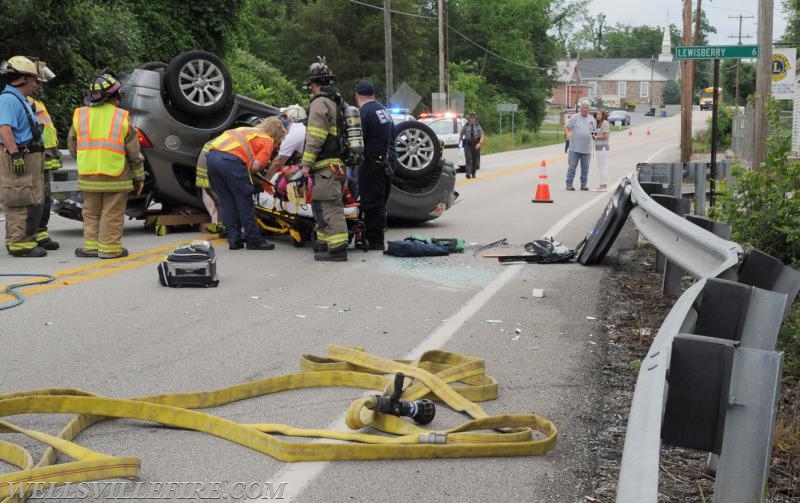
593, 110, 610, 191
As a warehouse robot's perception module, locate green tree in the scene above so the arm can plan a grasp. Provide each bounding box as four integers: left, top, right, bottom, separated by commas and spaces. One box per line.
692, 9, 717, 91
662, 79, 681, 104
226, 48, 304, 107
124, 0, 244, 61
447, 61, 509, 131
600, 24, 663, 58
781, 0, 800, 42
721, 61, 757, 105
447, 0, 558, 127
0, 0, 145, 138
549, 0, 591, 54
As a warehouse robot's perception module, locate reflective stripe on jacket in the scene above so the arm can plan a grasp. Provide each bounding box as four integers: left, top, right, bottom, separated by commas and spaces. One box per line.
195, 141, 213, 189
302, 91, 342, 170
73, 104, 129, 177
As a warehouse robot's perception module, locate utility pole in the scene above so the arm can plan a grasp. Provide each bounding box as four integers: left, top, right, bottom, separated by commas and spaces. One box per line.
681, 0, 693, 162
752, 0, 773, 170
728, 14, 754, 107
384, 0, 394, 103
694, 0, 703, 45
438, 0, 445, 94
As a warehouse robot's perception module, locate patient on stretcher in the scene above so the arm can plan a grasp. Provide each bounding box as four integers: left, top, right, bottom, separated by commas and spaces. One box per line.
256, 167, 359, 219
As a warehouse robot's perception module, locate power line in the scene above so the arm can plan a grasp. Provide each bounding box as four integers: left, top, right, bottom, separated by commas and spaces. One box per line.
445, 25, 549, 70
347, 0, 432, 19
346, 0, 549, 70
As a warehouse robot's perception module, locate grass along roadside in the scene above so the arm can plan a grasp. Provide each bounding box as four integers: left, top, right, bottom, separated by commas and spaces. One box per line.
481, 128, 564, 154
481, 125, 629, 155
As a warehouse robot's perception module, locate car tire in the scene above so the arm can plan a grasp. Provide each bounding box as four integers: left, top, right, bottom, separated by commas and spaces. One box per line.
392, 121, 441, 180
165, 51, 232, 116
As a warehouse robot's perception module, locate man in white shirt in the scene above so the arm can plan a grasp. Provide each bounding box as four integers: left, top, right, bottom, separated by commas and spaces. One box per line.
565, 99, 597, 191
266, 104, 306, 179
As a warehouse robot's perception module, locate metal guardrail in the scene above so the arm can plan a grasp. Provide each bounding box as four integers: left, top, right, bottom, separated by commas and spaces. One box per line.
50, 149, 78, 194
616, 174, 800, 502
637, 161, 733, 215
629, 176, 741, 279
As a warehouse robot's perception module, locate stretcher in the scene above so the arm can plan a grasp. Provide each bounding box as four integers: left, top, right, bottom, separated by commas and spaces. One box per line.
253, 169, 367, 251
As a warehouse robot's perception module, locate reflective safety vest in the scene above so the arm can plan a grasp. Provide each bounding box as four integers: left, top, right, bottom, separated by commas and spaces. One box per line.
28, 97, 61, 170
72, 104, 129, 177
28, 97, 57, 148
207, 127, 262, 169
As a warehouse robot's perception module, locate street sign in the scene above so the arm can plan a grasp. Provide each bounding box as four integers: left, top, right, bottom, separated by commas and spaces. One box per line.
497, 103, 518, 112
675, 45, 759, 60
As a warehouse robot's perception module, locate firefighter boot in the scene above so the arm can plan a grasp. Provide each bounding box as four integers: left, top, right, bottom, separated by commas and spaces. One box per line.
314, 245, 347, 262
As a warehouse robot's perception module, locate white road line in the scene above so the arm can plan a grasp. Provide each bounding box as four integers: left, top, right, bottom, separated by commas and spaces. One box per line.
264, 186, 619, 501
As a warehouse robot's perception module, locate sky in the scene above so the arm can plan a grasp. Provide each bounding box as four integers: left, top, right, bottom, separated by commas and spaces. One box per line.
586, 0, 789, 46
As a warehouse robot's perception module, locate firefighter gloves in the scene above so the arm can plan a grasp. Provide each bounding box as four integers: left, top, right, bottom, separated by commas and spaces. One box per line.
10, 152, 25, 175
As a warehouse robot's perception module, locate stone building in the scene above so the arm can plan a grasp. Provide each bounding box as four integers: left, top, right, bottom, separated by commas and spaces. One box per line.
551, 25, 681, 109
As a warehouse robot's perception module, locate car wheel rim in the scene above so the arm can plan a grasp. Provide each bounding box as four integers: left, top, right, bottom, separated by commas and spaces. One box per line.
395, 127, 436, 172
177, 58, 226, 107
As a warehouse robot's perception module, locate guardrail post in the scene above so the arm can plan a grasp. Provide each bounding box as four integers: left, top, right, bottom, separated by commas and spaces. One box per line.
651, 195, 691, 295
637, 183, 667, 272
685, 215, 732, 240
661, 334, 736, 453
737, 249, 800, 320
669, 162, 683, 199
714, 348, 783, 503
694, 163, 707, 215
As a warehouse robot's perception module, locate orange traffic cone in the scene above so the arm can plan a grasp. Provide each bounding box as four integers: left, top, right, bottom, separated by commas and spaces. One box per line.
532, 160, 553, 203
628, 129, 633, 136
646, 128, 651, 136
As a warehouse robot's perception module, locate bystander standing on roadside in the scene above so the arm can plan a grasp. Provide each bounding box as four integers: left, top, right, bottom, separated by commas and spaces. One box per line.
593, 109, 610, 191
353, 79, 393, 251
565, 99, 596, 191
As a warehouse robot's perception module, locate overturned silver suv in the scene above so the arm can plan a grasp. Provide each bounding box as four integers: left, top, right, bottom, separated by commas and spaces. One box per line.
54, 51, 457, 224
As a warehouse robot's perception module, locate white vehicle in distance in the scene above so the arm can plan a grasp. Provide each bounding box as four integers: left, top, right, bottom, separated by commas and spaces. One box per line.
389, 108, 415, 123
418, 112, 467, 171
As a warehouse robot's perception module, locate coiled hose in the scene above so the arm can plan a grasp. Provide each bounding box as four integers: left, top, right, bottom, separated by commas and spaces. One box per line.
0, 273, 55, 310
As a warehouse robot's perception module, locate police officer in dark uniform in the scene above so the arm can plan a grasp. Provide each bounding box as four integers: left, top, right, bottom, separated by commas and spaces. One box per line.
353, 79, 393, 251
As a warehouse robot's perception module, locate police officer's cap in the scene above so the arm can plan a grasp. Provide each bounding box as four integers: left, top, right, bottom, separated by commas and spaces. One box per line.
355, 80, 375, 96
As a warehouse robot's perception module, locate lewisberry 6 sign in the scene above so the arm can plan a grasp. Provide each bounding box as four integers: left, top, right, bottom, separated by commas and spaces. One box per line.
675, 45, 759, 60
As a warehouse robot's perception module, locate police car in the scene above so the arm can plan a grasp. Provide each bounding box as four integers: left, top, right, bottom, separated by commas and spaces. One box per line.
417, 113, 467, 171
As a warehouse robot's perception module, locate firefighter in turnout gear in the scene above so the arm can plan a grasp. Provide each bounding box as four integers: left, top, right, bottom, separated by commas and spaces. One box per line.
301, 56, 349, 262
68, 73, 145, 259
28, 60, 61, 251
0, 56, 47, 257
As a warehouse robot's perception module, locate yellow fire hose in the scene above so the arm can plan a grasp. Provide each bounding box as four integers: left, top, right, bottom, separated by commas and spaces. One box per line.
0, 346, 557, 501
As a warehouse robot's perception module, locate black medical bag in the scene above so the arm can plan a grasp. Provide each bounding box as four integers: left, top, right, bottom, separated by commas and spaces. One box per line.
157, 240, 219, 288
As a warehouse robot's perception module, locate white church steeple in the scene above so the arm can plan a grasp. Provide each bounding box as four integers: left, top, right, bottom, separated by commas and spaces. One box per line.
658, 23, 673, 62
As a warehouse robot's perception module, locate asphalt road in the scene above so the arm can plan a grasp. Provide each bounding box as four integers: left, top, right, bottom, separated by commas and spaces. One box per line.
0, 111, 710, 502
